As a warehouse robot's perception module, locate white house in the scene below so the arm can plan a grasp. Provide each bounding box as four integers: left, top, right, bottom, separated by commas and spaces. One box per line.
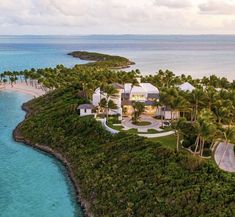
92, 82, 160, 119
179, 82, 195, 92
77, 104, 95, 117
157, 82, 196, 120
159, 82, 195, 120
92, 84, 123, 119
122, 83, 160, 116
159, 107, 180, 120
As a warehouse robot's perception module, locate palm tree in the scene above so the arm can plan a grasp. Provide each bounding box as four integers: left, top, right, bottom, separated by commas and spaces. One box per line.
169, 95, 188, 121
189, 88, 205, 122
99, 85, 119, 120
107, 99, 118, 115
132, 102, 145, 124
103, 84, 119, 100
172, 117, 187, 152
99, 98, 107, 118
193, 109, 216, 156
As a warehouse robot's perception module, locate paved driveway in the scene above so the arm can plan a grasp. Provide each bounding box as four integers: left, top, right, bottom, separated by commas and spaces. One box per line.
122, 115, 163, 133
214, 143, 235, 173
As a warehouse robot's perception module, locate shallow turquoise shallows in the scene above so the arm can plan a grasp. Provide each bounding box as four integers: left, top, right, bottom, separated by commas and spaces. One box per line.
0, 90, 83, 217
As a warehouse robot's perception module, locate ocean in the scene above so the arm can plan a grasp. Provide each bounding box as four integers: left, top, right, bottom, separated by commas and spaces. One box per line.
0, 91, 83, 217
0, 35, 234, 80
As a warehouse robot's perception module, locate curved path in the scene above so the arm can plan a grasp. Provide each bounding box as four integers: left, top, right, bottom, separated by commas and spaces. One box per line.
138, 131, 175, 138
214, 143, 235, 173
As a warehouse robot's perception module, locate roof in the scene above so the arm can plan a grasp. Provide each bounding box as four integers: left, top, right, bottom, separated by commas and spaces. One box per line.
131, 85, 146, 94
140, 83, 159, 93
147, 93, 160, 98
179, 82, 195, 92
112, 83, 124, 89
124, 83, 159, 94
94, 87, 100, 94
77, 104, 95, 110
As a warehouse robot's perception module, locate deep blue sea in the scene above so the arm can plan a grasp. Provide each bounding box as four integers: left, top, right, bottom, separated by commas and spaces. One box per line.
0, 35, 235, 80
0, 91, 83, 217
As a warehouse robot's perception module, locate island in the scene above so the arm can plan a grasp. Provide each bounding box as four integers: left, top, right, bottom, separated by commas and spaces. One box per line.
0, 52, 234, 217
68, 51, 135, 69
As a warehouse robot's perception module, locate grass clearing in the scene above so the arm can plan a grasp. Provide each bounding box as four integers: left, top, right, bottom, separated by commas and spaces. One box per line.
148, 135, 177, 150
132, 121, 151, 126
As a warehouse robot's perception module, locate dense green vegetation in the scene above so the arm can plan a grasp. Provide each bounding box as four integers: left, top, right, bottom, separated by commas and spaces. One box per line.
18, 87, 235, 217
142, 70, 235, 157
68, 51, 135, 69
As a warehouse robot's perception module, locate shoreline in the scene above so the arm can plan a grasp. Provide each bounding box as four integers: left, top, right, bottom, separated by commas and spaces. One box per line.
0, 83, 46, 97
13, 102, 93, 217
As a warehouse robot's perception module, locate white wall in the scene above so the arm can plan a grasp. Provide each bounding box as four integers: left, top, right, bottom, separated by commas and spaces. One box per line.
164, 111, 180, 120
130, 93, 147, 101
99, 118, 120, 134
92, 93, 101, 106
80, 109, 93, 117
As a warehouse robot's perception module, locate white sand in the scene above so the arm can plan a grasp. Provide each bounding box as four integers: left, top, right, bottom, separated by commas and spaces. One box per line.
0, 83, 46, 98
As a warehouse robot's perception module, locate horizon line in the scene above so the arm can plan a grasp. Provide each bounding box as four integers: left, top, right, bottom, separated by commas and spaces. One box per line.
1, 33, 235, 36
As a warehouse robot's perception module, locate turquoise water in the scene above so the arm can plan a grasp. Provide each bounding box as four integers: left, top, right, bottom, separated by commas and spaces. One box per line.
0, 35, 235, 80
0, 90, 83, 217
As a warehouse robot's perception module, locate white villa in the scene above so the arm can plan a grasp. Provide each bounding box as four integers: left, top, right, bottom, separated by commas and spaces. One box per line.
91, 82, 160, 119
77, 81, 196, 120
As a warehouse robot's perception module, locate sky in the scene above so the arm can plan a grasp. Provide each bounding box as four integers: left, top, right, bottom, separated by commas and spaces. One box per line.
0, 0, 235, 35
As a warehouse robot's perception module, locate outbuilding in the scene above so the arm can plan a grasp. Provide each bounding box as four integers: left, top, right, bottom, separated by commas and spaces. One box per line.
77, 104, 95, 117
178, 82, 195, 92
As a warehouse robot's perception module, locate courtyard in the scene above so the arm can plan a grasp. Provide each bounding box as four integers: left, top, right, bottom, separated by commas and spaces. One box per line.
122, 115, 164, 133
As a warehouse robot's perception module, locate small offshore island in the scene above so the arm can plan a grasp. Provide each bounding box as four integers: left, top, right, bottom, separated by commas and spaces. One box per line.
0, 51, 235, 217
68, 51, 135, 69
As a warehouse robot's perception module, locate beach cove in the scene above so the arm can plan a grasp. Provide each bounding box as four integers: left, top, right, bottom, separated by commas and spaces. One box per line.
0, 89, 83, 217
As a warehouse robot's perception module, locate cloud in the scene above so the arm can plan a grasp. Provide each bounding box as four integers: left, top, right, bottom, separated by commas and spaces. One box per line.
199, 0, 235, 15
155, 0, 192, 9
0, 0, 152, 27
0, 0, 235, 34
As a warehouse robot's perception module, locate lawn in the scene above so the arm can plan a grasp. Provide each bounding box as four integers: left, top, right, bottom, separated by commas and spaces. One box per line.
148, 135, 177, 150
108, 124, 123, 131
132, 121, 151, 126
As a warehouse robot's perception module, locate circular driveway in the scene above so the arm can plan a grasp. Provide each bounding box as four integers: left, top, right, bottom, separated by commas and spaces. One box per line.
122, 115, 163, 133
214, 143, 235, 173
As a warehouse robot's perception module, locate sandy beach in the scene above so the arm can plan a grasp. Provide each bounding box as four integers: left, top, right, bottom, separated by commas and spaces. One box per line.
0, 83, 46, 97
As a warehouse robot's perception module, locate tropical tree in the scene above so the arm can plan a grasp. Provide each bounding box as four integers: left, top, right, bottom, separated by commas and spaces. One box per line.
132, 102, 145, 124
193, 109, 217, 156
99, 98, 107, 117
189, 88, 205, 121
172, 117, 187, 152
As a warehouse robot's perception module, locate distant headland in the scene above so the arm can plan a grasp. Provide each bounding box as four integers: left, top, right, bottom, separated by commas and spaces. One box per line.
68, 51, 135, 69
